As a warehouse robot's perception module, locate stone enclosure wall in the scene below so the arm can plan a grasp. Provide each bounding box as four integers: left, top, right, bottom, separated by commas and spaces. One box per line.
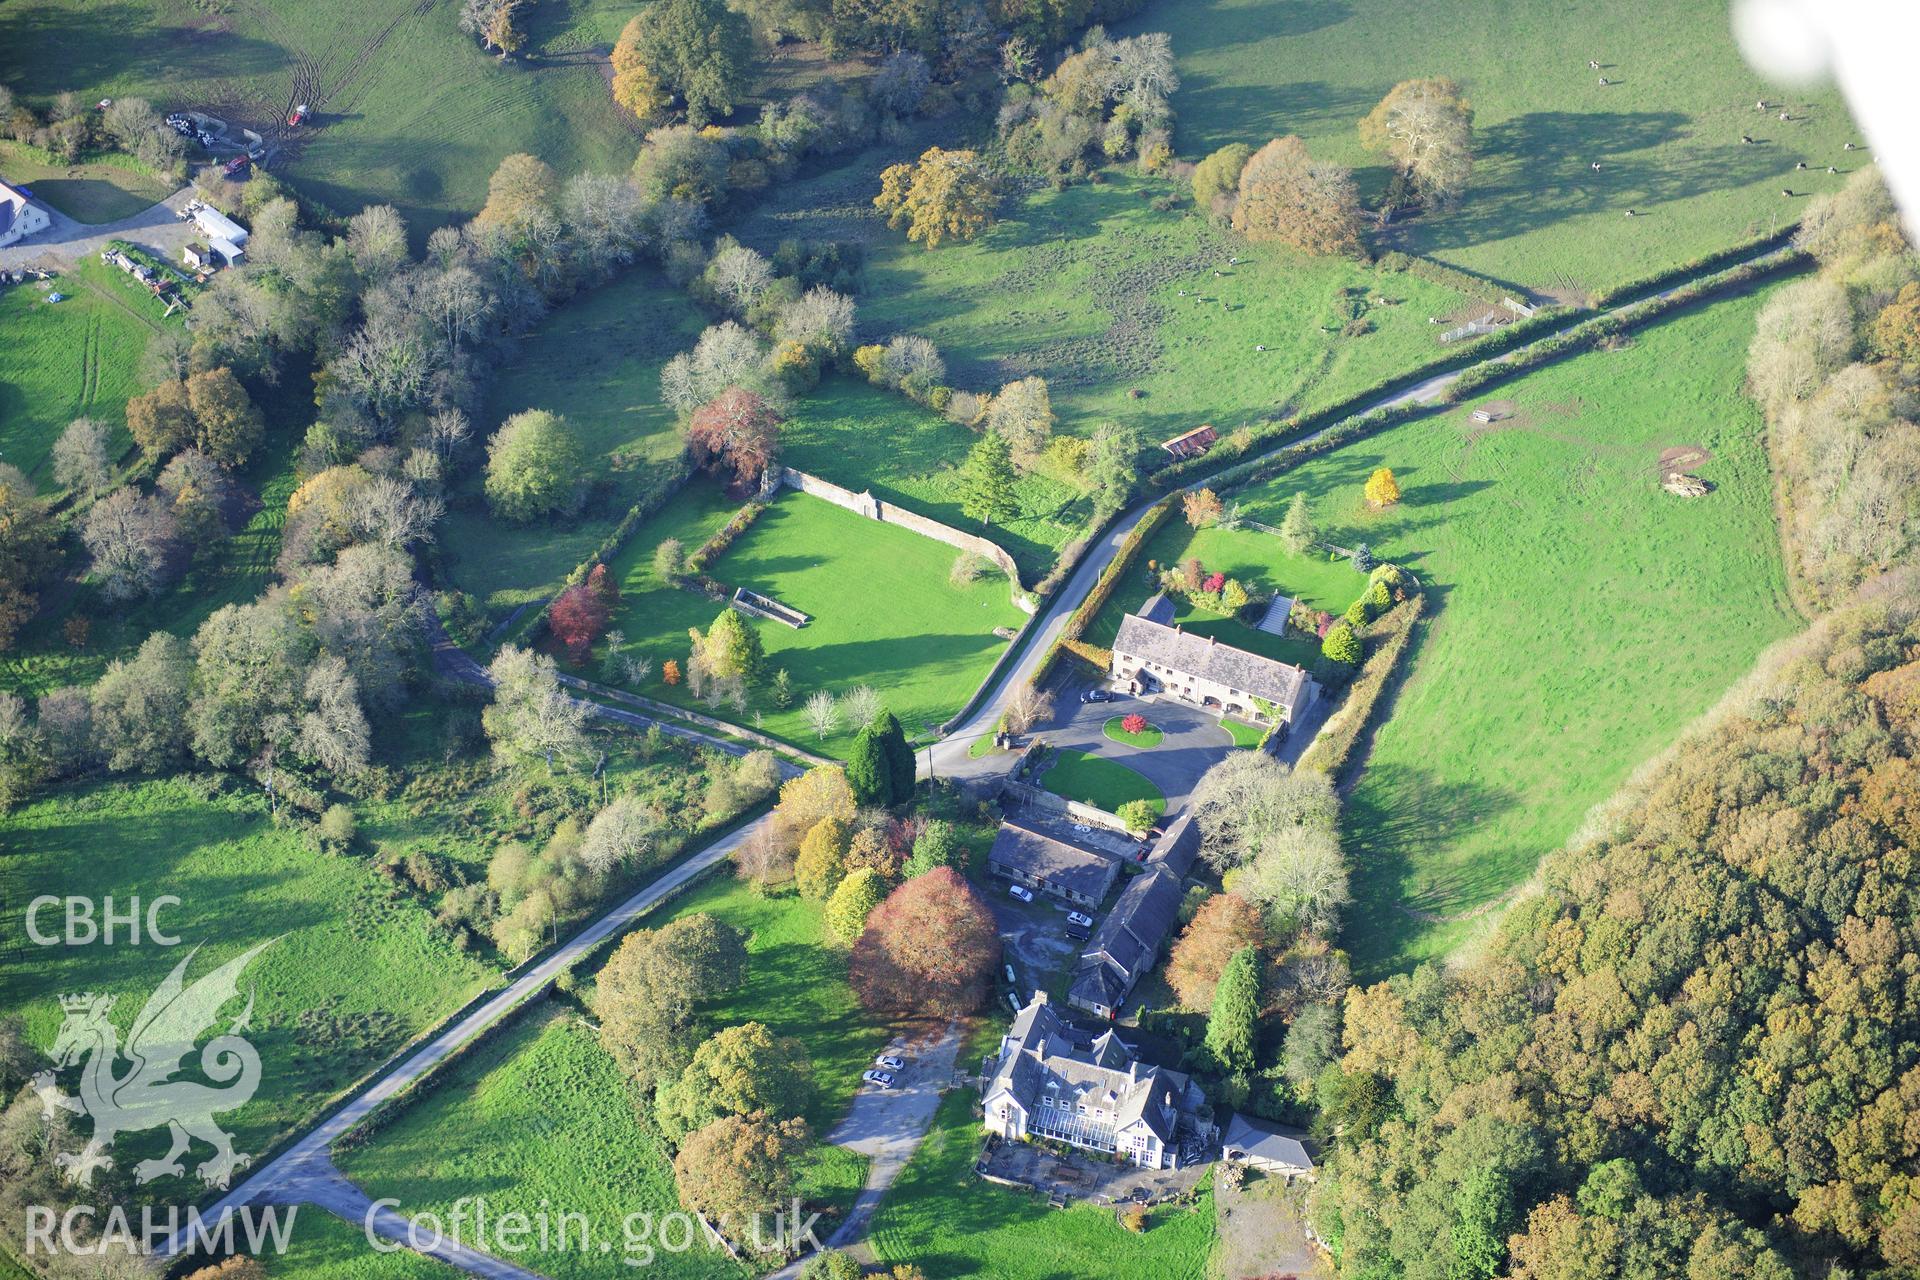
780, 468, 1034, 612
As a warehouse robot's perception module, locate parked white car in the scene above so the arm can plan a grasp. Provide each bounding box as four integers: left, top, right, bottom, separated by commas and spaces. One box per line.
1008, 883, 1034, 903
862, 1070, 896, 1088
1066, 911, 1094, 929
875, 1054, 906, 1071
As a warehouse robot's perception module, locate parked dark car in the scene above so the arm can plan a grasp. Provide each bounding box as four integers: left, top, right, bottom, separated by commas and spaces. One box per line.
1080, 688, 1113, 704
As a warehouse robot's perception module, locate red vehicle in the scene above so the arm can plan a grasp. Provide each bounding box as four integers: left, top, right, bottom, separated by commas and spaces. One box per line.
223, 153, 252, 176
286, 103, 308, 127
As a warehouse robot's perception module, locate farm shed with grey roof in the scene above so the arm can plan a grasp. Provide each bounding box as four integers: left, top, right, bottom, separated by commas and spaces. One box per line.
986, 820, 1122, 907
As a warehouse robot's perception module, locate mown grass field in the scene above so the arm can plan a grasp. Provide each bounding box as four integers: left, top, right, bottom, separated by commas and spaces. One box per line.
1229, 285, 1798, 973
1083, 519, 1372, 668
336, 875, 884, 1280
783, 378, 1091, 583
1040, 748, 1166, 816
0, 0, 647, 238
602, 488, 1023, 757
1113, 0, 1858, 295
741, 169, 1473, 439
867, 1092, 1216, 1279
260, 1212, 456, 1280
0, 776, 494, 1177
0, 265, 157, 487
0, 141, 174, 222
442, 269, 705, 612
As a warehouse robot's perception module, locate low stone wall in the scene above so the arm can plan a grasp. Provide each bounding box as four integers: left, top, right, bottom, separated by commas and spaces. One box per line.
780, 467, 1033, 611
999, 778, 1134, 836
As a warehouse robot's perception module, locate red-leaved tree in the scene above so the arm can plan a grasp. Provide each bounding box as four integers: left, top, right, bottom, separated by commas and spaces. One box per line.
1122, 713, 1149, 736
688, 388, 783, 489
586, 561, 620, 609
549, 583, 610, 662
849, 868, 999, 1017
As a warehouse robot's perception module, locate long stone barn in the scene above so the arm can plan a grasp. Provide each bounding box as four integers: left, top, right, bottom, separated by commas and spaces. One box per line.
1109, 608, 1319, 727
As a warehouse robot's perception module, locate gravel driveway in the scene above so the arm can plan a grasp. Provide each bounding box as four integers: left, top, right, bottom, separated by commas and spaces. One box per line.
0, 186, 198, 271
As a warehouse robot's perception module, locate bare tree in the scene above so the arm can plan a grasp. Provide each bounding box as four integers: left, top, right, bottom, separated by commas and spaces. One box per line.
349, 474, 444, 550
581, 794, 662, 874
52, 418, 111, 496
1189, 752, 1339, 873
706, 241, 774, 315
484, 645, 592, 771
1111, 33, 1178, 120
1002, 684, 1053, 734
346, 205, 410, 280
561, 172, 650, 277
776, 287, 857, 357
298, 656, 372, 778
82, 488, 178, 601
985, 377, 1054, 464
1359, 78, 1474, 208
804, 689, 840, 739
839, 685, 881, 732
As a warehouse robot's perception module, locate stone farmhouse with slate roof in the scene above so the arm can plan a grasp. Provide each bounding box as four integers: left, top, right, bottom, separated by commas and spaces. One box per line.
0, 180, 50, 250
1068, 866, 1185, 1018
983, 992, 1209, 1169
986, 819, 1122, 907
1111, 604, 1318, 726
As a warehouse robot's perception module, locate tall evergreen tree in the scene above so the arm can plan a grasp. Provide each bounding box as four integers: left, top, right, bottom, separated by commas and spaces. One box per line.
1205, 945, 1260, 1073
871, 710, 916, 803
1279, 491, 1315, 555
845, 721, 890, 806
959, 431, 1018, 527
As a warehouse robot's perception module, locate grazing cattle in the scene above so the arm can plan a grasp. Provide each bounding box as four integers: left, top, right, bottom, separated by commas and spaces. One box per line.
1779, 111, 1790, 121
1782, 189, 1793, 197
1828, 166, 1837, 174
1796, 161, 1807, 170
1590, 161, 1601, 171
1598, 76, 1610, 85
1589, 60, 1600, 69
1624, 209, 1635, 217
1741, 135, 1754, 144
1845, 142, 1856, 150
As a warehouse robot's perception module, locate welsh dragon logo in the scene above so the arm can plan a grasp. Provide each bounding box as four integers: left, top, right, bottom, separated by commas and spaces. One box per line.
33, 941, 271, 1189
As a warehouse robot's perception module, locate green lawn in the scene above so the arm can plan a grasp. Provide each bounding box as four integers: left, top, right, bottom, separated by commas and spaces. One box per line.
1083, 520, 1365, 669
867, 1092, 1216, 1279
0, 776, 494, 1185
336, 876, 884, 1280
1113, 0, 1859, 296
0, 264, 158, 488
602, 488, 1024, 757
783, 378, 1092, 582
1039, 748, 1166, 816
0, 141, 174, 222
0, 0, 647, 240
260, 1212, 457, 1280
1103, 715, 1164, 748
1230, 285, 1799, 972
442, 269, 704, 612
740, 169, 1473, 440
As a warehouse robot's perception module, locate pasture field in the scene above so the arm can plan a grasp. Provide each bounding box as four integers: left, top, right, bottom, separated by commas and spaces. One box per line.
0, 141, 174, 223
1039, 748, 1166, 816
866, 1091, 1216, 1279
0, 776, 494, 1171
0, 0, 644, 238
1113, 0, 1859, 295
336, 875, 883, 1280
1083, 519, 1371, 669
602, 488, 1024, 757
0, 263, 158, 488
739, 169, 1474, 439
260, 1213, 456, 1280
1228, 285, 1798, 973
783, 378, 1091, 582
441, 269, 704, 612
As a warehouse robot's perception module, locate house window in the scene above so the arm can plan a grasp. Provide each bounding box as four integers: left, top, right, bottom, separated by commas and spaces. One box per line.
1076, 1104, 1087, 1115
999, 1105, 1009, 1120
